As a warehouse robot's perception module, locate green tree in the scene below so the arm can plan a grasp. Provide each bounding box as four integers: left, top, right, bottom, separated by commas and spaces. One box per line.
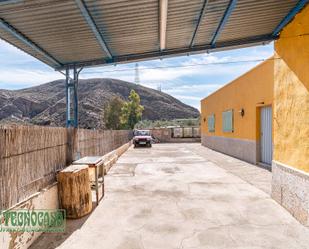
104, 96, 124, 130
120, 90, 144, 129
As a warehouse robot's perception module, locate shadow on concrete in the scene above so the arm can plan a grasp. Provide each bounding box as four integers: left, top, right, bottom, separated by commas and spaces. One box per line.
29, 202, 98, 249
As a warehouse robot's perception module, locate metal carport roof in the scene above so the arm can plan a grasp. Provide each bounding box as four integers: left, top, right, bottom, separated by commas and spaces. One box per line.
0, 0, 307, 71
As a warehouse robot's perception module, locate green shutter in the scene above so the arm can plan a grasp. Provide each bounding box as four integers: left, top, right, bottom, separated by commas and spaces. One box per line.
207, 114, 215, 132
222, 110, 233, 132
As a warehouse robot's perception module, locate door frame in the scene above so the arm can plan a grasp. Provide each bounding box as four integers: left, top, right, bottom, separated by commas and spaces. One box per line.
256, 104, 273, 168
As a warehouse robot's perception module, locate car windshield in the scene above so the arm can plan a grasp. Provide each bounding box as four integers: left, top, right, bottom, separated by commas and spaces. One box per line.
135, 130, 150, 136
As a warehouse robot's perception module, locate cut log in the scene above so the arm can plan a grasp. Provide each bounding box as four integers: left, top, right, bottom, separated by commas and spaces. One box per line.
57, 164, 92, 218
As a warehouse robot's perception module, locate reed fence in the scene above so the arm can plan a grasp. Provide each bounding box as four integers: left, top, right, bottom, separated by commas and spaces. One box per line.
0, 125, 132, 209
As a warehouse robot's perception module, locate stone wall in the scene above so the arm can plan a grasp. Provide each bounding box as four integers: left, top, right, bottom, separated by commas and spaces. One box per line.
272, 161, 309, 226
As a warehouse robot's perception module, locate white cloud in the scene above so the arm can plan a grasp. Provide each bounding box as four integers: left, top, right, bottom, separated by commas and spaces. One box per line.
0, 40, 38, 65
80, 44, 273, 86
0, 38, 274, 110
172, 95, 202, 101
80, 69, 134, 83
164, 84, 221, 94
163, 84, 222, 111
0, 68, 63, 87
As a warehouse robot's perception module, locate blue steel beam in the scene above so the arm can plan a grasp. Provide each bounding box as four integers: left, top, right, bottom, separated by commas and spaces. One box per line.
210, 0, 237, 47
0, 18, 61, 67
190, 0, 209, 48
272, 0, 308, 36
56, 34, 273, 70
75, 0, 112, 59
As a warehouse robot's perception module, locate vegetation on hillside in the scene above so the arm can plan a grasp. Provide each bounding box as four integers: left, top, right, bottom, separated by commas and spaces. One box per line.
104, 90, 144, 129
135, 118, 200, 129
120, 90, 144, 129
103, 97, 124, 130
0, 78, 199, 129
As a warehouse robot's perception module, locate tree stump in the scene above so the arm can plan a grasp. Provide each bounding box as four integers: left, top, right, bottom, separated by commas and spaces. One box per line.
57, 164, 92, 218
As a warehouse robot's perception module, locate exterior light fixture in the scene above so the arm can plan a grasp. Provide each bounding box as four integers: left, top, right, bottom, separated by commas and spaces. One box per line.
239, 108, 245, 117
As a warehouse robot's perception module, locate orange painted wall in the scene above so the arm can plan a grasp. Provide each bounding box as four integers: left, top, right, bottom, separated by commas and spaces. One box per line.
274, 4, 309, 172
201, 58, 274, 141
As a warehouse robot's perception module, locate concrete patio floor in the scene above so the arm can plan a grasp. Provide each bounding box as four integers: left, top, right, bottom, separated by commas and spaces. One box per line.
31, 143, 309, 249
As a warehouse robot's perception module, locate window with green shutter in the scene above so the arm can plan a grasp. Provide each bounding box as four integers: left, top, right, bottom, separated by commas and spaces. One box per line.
222, 110, 233, 132
207, 114, 215, 132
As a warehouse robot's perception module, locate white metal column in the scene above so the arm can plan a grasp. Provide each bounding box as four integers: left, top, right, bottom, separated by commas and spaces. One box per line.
260, 106, 273, 165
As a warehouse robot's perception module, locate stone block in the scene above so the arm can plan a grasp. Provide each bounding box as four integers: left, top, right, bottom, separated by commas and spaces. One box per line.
272, 160, 309, 226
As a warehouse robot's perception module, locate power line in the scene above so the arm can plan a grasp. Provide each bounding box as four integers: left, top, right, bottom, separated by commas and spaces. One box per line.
63, 32, 308, 77
82, 57, 279, 74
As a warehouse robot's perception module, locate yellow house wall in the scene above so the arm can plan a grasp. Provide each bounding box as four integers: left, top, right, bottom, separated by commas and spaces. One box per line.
201, 59, 274, 141
274, 4, 309, 172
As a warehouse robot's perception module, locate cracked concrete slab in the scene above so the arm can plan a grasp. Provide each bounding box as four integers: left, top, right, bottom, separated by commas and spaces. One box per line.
30, 143, 309, 249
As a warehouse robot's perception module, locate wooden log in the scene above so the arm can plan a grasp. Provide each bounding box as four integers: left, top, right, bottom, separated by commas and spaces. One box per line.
57, 164, 92, 218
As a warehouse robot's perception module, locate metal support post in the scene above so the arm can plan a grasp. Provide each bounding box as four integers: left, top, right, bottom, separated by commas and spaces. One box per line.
73, 66, 79, 128
65, 67, 71, 127
65, 65, 82, 128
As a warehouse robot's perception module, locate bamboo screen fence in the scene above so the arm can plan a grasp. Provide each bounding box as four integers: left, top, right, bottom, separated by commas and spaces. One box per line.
0, 125, 132, 210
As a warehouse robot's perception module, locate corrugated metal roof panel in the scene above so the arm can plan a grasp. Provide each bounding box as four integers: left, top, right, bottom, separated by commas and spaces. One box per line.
166, 0, 203, 49
85, 0, 159, 56
0, 0, 306, 69
0, 0, 106, 64
0, 28, 57, 67
194, 0, 230, 46
218, 0, 298, 42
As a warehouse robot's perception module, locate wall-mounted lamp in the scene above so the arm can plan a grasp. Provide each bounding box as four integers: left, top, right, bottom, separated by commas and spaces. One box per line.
239, 108, 245, 117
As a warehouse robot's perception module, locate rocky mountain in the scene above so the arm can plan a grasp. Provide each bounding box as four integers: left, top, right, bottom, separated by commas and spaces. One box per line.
0, 78, 199, 129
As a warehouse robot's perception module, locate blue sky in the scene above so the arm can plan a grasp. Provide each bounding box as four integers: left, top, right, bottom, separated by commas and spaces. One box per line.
0, 39, 274, 110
